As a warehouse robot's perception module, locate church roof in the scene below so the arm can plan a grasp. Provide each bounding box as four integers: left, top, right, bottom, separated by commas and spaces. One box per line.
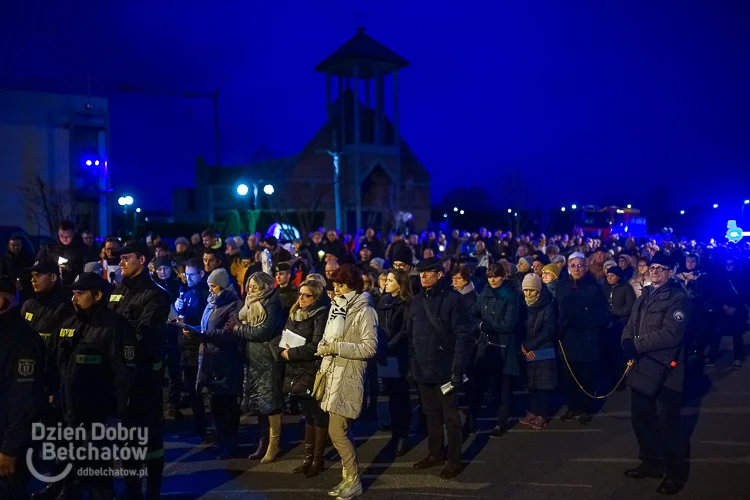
315, 28, 409, 78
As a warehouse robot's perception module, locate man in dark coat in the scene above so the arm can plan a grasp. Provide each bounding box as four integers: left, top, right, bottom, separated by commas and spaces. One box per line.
275, 262, 298, 317
557, 252, 609, 424
175, 258, 210, 432
0, 277, 45, 499
108, 241, 171, 499
35, 220, 87, 286
0, 235, 34, 303
408, 257, 473, 479
621, 253, 692, 495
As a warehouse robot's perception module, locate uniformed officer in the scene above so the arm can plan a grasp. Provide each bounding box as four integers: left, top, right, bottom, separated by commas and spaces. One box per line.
49, 272, 136, 499
621, 252, 692, 496
22, 261, 75, 500
109, 242, 170, 500
0, 276, 46, 499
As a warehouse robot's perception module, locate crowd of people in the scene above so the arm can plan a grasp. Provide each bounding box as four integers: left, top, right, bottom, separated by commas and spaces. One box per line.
0, 219, 748, 499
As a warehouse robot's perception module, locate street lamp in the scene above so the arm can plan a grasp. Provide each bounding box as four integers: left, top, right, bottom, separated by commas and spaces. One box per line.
460, 210, 465, 215
680, 210, 685, 215
236, 184, 249, 196
263, 184, 274, 196
507, 209, 512, 214
136, 208, 141, 213
453, 207, 458, 212
713, 203, 719, 209
571, 204, 577, 210
561, 207, 566, 212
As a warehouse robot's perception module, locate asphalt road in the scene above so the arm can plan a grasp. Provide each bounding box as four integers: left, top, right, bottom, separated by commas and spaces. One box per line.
154, 335, 750, 500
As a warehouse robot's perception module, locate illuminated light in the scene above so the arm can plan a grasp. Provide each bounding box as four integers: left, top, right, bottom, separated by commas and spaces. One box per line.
627, 204, 632, 209
236, 184, 249, 196
443, 213, 448, 218
571, 204, 577, 209
624, 226, 629, 232
561, 207, 566, 212
263, 184, 274, 195
124, 196, 133, 205
94, 160, 100, 166
144, 217, 149, 222
439, 245, 445, 252
713, 204, 719, 209
104, 161, 107, 167
317, 250, 325, 259
136, 208, 141, 213
453, 207, 458, 212
85, 160, 92, 166
745, 200, 750, 205
616, 209, 624, 214
460, 210, 465, 215
117, 197, 126, 206
680, 210, 685, 215
514, 212, 518, 216
507, 209, 512, 214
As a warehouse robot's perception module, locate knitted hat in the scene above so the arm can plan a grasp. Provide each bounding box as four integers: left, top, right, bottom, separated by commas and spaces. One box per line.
607, 266, 624, 279
522, 273, 542, 292
392, 245, 414, 265
225, 238, 238, 250
520, 256, 534, 269
207, 268, 230, 289
603, 260, 617, 270
542, 264, 559, 278
175, 237, 190, 247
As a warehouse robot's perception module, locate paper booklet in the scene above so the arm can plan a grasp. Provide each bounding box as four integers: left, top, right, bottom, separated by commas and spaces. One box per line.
279, 329, 307, 349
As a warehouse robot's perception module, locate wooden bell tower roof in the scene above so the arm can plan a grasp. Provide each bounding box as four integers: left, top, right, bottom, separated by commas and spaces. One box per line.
314, 27, 409, 79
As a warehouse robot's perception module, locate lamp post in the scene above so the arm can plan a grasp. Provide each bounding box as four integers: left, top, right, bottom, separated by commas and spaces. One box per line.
117, 195, 134, 236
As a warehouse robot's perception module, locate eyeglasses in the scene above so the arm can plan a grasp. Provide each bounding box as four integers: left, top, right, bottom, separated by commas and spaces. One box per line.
299, 293, 314, 299
569, 264, 587, 270
185, 272, 201, 277
649, 266, 670, 273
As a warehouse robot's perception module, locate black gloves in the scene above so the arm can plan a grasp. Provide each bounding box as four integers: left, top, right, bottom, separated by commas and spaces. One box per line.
450, 373, 464, 389
622, 338, 638, 360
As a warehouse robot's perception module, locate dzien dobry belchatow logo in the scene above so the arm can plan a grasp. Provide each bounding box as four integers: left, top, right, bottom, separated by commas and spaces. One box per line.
27, 423, 148, 483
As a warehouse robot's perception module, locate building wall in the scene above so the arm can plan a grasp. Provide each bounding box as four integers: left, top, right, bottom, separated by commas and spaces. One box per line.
0, 89, 109, 235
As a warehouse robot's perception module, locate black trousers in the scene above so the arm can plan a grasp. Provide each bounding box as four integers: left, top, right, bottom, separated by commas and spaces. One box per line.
363, 359, 380, 410
529, 390, 551, 419
0, 460, 28, 500
631, 387, 686, 481
182, 366, 205, 431
418, 383, 462, 465
562, 361, 596, 414
383, 377, 412, 439
469, 346, 513, 429
298, 396, 329, 428
164, 341, 182, 408
708, 313, 746, 362
123, 378, 165, 500
211, 394, 240, 441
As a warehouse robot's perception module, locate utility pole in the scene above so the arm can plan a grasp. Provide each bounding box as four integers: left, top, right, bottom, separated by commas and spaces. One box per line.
328, 149, 343, 231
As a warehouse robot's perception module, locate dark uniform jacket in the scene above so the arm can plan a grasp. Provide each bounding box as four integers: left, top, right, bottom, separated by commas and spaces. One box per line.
0, 309, 45, 457
54, 301, 136, 423
0, 250, 34, 301
522, 289, 558, 391
277, 295, 329, 397
376, 294, 411, 376
175, 280, 210, 367
408, 277, 473, 385
622, 279, 692, 393
557, 273, 609, 363
277, 283, 299, 318
197, 288, 244, 396
36, 239, 88, 286
108, 270, 171, 381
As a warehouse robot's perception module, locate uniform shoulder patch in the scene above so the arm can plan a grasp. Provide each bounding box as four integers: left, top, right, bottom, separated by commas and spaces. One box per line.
673, 310, 685, 322
124, 346, 135, 361
110, 294, 123, 302
24, 312, 33, 321
17, 358, 36, 378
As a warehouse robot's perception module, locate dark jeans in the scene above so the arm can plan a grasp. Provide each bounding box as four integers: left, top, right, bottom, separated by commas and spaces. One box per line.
469, 346, 513, 429
182, 366, 205, 431
631, 387, 686, 481
383, 377, 411, 439
211, 394, 240, 441
298, 396, 329, 428
562, 361, 596, 414
529, 390, 551, 419
164, 341, 182, 408
418, 383, 462, 466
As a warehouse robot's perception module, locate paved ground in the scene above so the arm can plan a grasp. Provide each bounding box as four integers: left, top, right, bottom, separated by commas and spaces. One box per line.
153, 336, 750, 500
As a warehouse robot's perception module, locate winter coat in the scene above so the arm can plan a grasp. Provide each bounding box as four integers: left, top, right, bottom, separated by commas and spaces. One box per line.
630, 273, 651, 298
622, 280, 692, 393
457, 284, 478, 312
0, 249, 34, 301
522, 289, 558, 391
175, 280, 210, 367
409, 277, 473, 385
470, 281, 522, 377
557, 273, 609, 363
277, 283, 299, 317
233, 290, 285, 414
319, 292, 378, 419
605, 281, 637, 321
197, 288, 244, 396
277, 295, 329, 397
376, 294, 410, 377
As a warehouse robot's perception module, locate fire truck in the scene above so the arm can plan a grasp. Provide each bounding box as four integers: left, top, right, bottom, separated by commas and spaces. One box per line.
574, 206, 647, 238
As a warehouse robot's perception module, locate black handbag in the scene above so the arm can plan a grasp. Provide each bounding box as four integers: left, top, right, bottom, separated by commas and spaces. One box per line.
626, 345, 681, 399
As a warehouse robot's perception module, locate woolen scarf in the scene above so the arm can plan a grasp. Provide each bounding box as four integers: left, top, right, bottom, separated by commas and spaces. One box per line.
239, 286, 274, 326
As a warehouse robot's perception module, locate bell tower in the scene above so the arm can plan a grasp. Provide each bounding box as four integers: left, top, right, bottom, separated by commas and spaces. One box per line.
315, 27, 410, 231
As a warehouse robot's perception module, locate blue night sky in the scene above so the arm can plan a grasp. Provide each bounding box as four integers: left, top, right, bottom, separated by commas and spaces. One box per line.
3, 1, 750, 217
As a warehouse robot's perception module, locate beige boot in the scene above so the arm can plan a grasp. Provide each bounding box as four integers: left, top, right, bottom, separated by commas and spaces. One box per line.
335, 467, 362, 499
327, 468, 348, 497
261, 414, 282, 464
